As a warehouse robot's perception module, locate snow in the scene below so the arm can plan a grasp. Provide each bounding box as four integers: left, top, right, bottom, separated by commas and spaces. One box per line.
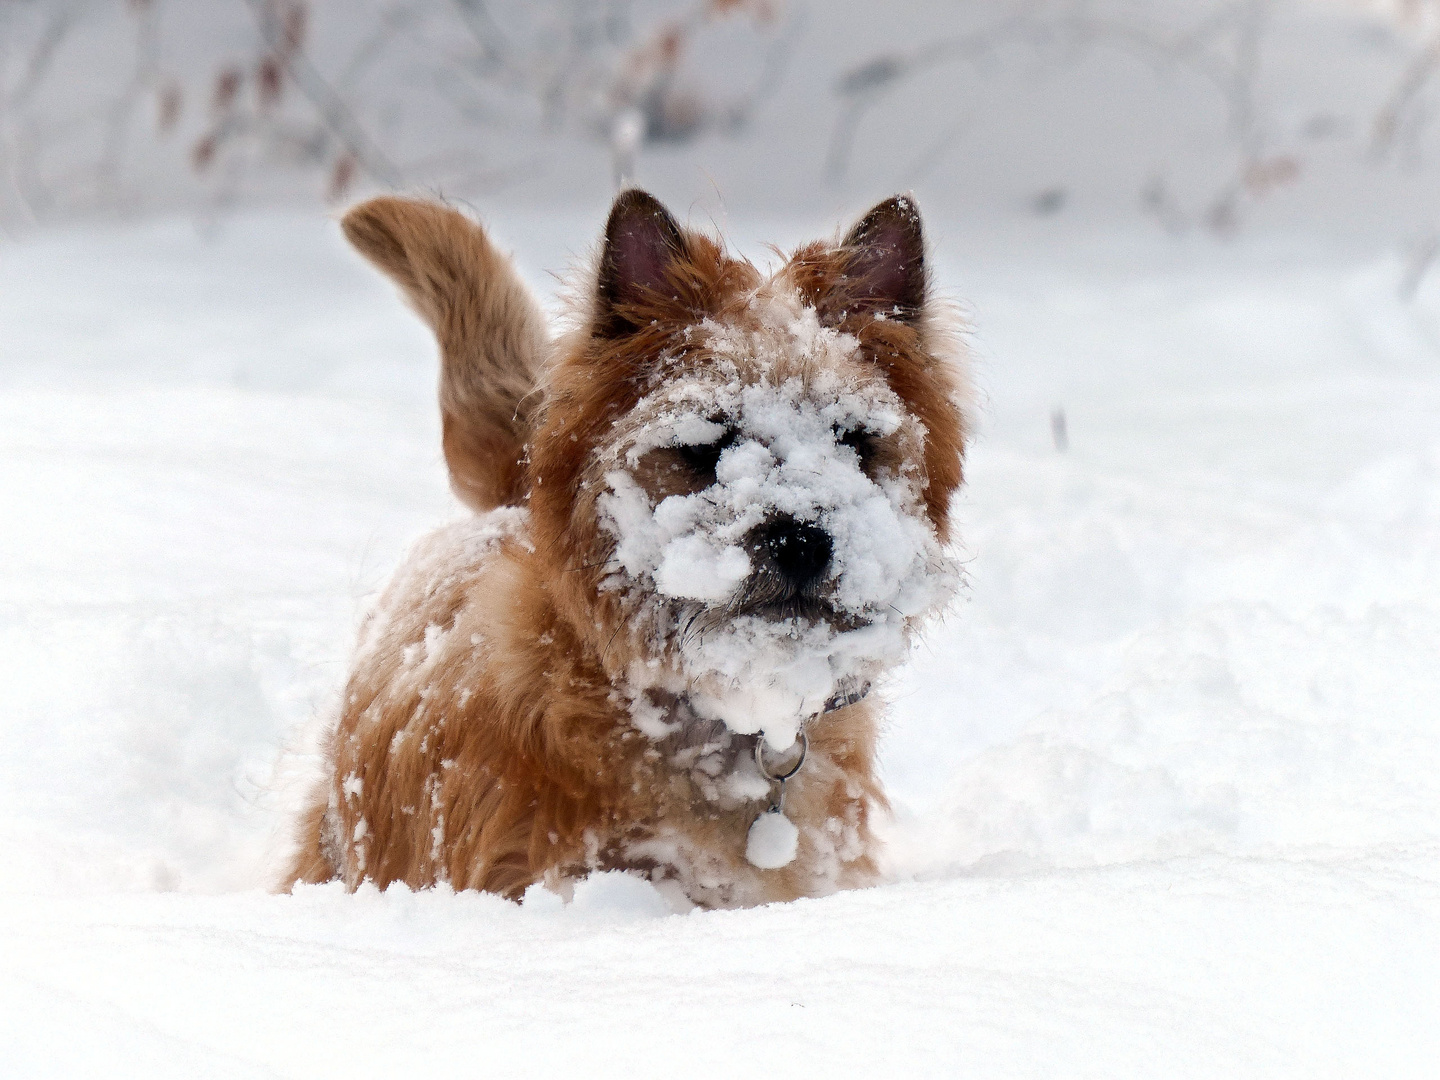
2, 201, 1440, 1072
746, 808, 801, 869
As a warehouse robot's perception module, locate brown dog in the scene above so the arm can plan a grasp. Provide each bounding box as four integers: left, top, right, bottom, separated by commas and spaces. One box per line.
285, 190, 969, 908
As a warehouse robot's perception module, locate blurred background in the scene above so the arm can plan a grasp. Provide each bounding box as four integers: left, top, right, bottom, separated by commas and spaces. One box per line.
4, 0, 1440, 247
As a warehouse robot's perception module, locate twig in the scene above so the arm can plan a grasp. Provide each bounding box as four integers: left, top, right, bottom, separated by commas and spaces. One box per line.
1399, 230, 1440, 300
240, 0, 403, 187
1373, 28, 1440, 156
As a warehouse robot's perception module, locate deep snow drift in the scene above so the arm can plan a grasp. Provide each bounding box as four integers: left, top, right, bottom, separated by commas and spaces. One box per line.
1, 209, 1439, 1074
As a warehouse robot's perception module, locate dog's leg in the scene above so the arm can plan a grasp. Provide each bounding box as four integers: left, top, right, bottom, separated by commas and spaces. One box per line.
282, 788, 336, 888
342, 197, 547, 511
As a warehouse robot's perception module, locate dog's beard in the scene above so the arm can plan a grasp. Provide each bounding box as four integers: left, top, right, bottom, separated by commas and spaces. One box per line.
622, 531, 946, 753
662, 599, 896, 751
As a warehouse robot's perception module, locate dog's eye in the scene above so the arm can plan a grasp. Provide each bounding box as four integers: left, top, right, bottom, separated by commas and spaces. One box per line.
677, 432, 735, 479
836, 426, 878, 469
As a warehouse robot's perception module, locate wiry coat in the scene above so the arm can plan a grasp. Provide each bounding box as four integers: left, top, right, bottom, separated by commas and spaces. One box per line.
286, 190, 969, 907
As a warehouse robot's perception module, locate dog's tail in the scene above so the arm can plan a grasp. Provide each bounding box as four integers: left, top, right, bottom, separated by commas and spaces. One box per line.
342, 197, 546, 511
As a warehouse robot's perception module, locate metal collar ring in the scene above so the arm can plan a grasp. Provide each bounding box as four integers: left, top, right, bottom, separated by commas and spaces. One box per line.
754, 730, 808, 783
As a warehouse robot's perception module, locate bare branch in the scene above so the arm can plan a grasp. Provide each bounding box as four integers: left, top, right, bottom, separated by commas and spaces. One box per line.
239, 0, 403, 187
1399, 229, 1440, 299
6, 2, 77, 110
1373, 28, 1440, 155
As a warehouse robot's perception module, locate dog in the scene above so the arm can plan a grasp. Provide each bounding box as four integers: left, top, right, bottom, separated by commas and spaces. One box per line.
285, 189, 969, 908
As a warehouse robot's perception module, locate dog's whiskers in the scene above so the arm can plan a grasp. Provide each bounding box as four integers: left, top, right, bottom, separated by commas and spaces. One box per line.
566, 559, 613, 573
600, 619, 626, 666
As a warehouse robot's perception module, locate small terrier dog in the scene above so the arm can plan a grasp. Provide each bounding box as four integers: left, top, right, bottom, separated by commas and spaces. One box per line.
286, 189, 969, 908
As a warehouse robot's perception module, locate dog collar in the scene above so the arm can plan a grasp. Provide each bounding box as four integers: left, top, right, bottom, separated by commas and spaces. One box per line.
747, 681, 870, 870
752, 679, 871, 785
821, 678, 871, 715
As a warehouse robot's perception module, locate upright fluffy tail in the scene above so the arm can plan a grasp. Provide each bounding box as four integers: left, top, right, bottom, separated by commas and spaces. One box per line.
341, 197, 546, 511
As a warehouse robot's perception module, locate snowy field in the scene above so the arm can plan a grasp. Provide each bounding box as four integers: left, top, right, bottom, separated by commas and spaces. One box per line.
3, 208, 1440, 1075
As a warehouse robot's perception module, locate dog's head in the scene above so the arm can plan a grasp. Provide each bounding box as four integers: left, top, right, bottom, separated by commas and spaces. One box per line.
530, 191, 969, 748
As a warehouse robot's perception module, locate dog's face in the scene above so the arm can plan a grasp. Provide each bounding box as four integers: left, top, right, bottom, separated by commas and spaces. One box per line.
530, 192, 968, 750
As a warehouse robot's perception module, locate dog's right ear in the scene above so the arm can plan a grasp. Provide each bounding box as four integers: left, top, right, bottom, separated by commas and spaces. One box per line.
340, 196, 546, 512
594, 189, 690, 337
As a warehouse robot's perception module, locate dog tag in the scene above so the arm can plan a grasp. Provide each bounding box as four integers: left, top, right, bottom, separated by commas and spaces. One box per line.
745, 808, 799, 869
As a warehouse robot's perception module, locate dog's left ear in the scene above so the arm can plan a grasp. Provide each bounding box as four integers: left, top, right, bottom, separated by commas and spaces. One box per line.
829, 194, 927, 324
594, 189, 691, 337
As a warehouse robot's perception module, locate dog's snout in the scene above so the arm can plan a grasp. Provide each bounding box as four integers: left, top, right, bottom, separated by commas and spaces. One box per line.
758, 516, 832, 587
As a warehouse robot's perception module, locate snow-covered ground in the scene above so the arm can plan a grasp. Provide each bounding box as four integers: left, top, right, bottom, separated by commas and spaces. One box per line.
2, 208, 1438, 1075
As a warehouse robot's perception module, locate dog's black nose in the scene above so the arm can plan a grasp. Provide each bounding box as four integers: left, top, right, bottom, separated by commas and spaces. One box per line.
758, 516, 832, 587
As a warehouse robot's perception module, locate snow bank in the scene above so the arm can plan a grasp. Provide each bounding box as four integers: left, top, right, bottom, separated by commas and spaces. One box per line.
1, 212, 1439, 1074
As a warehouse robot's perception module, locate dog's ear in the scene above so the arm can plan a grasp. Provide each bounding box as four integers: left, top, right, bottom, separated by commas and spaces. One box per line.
830, 194, 927, 324
595, 189, 690, 337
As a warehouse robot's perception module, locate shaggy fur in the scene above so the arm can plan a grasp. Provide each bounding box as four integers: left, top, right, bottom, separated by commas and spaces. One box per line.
286, 190, 969, 908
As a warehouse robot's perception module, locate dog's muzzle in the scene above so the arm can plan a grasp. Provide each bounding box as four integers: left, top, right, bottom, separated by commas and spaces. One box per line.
730, 514, 835, 622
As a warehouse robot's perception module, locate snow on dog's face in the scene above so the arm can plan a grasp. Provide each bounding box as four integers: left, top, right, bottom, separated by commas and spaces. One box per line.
598, 300, 949, 750
529, 191, 969, 751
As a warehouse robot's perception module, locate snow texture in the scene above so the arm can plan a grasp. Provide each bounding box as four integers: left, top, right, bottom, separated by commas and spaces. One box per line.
745, 809, 801, 869
2, 206, 1438, 1076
